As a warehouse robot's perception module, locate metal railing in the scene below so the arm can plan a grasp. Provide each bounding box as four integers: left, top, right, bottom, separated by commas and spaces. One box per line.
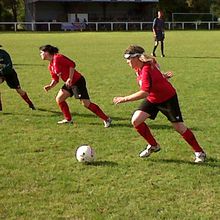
0, 21, 220, 32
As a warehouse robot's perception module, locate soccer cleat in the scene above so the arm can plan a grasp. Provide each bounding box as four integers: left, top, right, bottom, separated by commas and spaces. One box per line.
161, 54, 165, 57
57, 119, 73, 124
104, 118, 112, 128
194, 152, 206, 163
29, 103, 36, 110
139, 144, 161, 158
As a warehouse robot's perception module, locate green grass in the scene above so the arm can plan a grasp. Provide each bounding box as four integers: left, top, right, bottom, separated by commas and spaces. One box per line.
0, 31, 220, 219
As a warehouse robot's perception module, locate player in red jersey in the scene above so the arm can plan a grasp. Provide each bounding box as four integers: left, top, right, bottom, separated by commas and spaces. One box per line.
39, 45, 111, 127
113, 45, 206, 163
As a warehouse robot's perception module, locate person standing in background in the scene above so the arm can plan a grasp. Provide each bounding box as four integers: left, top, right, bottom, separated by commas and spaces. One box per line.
151, 10, 165, 57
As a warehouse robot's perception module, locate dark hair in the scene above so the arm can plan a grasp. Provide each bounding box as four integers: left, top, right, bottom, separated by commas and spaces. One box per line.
39, 45, 59, 55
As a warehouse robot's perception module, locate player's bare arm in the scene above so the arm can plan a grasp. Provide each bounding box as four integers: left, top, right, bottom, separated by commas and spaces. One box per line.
113, 90, 148, 104
44, 79, 58, 92
65, 67, 75, 88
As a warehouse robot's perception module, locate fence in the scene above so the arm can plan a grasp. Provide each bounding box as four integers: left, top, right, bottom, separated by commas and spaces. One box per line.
0, 21, 220, 32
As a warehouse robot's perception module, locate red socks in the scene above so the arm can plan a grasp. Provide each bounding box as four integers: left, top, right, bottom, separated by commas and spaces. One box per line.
87, 103, 108, 121
58, 102, 108, 122
182, 128, 204, 152
135, 122, 157, 146
135, 123, 204, 153
58, 101, 72, 121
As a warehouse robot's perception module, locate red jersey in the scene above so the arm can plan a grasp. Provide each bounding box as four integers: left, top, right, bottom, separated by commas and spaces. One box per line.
48, 54, 82, 85
136, 63, 176, 103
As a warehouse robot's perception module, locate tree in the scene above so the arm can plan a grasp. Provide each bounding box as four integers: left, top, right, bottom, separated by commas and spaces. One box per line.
159, 0, 189, 21
0, 0, 24, 21
186, 0, 212, 12
210, 0, 220, 18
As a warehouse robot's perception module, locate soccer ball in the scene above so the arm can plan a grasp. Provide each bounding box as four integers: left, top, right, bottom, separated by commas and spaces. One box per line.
75, 145, 96, 163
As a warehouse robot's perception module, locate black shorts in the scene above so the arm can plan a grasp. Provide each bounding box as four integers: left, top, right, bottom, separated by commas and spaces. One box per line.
62, 76, 90, 99
155, 31, 165, 41
4, 69, 21, 89
137, 94, 183, 122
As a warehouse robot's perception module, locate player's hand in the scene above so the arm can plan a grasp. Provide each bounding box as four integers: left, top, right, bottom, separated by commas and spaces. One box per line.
164, 71, 173, 79
113, 97, 126, 105
65, 78, 72, 88
44, 85, 51, 92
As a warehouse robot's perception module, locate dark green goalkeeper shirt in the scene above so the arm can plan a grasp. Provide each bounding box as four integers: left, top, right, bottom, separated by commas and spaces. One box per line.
0, 49, 13, 76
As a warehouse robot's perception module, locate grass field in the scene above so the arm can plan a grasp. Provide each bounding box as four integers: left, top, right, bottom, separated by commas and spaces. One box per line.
0, 31, 220, 219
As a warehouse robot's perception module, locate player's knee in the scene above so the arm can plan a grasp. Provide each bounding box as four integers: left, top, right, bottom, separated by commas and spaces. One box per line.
131, 115, 139, 127
172, 122, 187, 134
81, 99, 90, 108
81, 101, 87, 107
55, 96, 61, 104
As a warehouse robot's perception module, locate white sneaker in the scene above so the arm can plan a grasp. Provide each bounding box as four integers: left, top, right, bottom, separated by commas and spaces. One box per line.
139, 144, 161, 158
57, 119, 73, 124
194, 152, 206, 163
104, 118, 112, 128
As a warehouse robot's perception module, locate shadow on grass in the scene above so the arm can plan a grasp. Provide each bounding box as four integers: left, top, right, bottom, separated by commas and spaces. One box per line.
1, 108, 61, 117
37, 107, 61, 115
37, 108, 131, 121
150, 157, 220, 168
88, 121, 132, 128
0, 108, 203, 131
86, 160, 118, 167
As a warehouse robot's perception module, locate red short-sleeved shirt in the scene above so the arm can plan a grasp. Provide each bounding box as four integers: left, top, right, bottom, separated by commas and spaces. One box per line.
136, 63, 176, 103
48, 54, 82, 85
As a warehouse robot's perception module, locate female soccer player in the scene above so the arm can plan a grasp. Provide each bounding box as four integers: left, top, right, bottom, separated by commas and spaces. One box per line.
0, 46, 35, 111
113, 45, 206, 163
39, 44, 111, 127
152, 10, 165, 57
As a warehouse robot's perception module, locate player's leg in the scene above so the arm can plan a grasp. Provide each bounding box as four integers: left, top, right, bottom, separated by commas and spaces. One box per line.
0, 92, 2, 111
161, 40, 165, 57
172, 122, 206, 162
81, 98, 111, 127
132, 110, 160, 157
0, 77, 5, 111
132, 110, 158, 146
74, 76, 111, 127
5, 69, 35, 109
152, 40, 159, 57
161, 95, 206, 162
16, 88, 35, 110
56, 88, 72, 124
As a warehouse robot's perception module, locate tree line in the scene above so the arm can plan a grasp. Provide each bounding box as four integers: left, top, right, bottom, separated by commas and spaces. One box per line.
159, 0, 220, 21
0, 0, 220, 22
